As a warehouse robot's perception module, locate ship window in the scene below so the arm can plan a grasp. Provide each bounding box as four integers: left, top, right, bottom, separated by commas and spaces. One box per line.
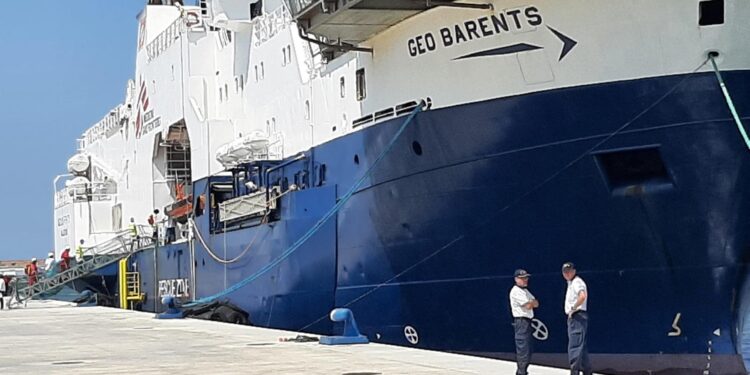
255, 66, 259, 82
225, 84, 229, 99
340, 77, 345, 98
235, 77, 239, 93
261, 62, 265, 80
699, 0, 724, 25
305, 100, 311, 120
595, 147, 673, 195
282, 48, 287, 66
195, 194, 205, 217
219, 87, 223, 102
317, 164, 327, 186
250, 0, 262, 19
240, 75, 245, 91
356, 68, 366, 101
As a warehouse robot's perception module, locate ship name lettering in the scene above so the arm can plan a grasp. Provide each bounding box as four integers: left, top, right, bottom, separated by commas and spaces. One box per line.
158, 278, 190, 298
57, 215, 70, 227
408, 6, 543, 58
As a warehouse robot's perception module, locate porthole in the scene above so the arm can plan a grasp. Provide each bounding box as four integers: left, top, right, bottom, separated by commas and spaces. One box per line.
412, 141, 423, 156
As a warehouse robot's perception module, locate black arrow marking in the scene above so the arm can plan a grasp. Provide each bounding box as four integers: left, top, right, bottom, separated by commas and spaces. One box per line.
547, 26, 577, 61
454, 43, 542, 60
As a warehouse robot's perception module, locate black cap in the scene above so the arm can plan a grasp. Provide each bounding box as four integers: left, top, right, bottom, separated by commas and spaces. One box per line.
514, 269, 531, 278
562, 262, 576, 271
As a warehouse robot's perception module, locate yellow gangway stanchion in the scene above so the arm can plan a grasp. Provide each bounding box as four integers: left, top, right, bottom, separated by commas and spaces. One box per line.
118, 259, 128, 309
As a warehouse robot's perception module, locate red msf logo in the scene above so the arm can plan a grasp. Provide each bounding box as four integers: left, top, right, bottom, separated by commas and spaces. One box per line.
135, 79, 150, 139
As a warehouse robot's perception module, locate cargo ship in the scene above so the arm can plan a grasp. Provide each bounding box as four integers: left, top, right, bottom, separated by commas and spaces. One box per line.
50, 0, 750, 373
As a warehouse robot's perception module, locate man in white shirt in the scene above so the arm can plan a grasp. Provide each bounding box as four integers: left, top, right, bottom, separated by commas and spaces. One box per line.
44, 252, 55, 273
509, 269, 539, 375
0, 275, 6, 310
562, 262, 592, 375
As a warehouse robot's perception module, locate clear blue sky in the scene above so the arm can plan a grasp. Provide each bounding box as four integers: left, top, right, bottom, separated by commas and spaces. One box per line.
0, 2, 148, 260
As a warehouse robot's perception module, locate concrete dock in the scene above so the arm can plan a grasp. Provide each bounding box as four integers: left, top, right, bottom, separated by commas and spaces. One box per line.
0, 301, 571, 374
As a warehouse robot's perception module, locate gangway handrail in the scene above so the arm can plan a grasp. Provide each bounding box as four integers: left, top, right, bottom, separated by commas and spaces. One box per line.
12, 226, 154, 304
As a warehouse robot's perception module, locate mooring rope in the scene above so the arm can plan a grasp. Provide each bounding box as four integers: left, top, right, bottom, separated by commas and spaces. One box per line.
184, 101, 426, 307
298, 56, 715, 331
709, 53, 750, 149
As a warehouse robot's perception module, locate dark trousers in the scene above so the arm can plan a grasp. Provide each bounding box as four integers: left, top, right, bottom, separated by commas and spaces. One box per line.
513, 317, 533, 375
0, 291, 4, 309
567, 311, 592, 375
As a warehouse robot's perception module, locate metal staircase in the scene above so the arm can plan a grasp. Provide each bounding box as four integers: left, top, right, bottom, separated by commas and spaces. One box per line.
13, 227, 153, 303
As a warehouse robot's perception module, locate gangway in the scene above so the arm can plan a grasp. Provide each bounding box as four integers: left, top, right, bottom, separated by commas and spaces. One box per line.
12, 227, 153, 304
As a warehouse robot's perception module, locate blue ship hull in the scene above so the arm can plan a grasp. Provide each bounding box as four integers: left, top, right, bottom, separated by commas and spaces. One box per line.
134, 70, 750, 374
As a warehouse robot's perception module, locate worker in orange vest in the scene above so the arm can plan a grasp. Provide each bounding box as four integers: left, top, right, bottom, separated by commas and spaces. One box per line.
24, 258, 38, 286
60, 248, 71, 271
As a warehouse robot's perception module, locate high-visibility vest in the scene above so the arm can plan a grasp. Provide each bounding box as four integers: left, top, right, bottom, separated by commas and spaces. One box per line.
129, 223, 138, 237
76, 245, 84, 259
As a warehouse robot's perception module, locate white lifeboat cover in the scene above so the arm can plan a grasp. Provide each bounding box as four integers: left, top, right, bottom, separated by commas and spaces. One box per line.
216, 131, 270, 168
67, 154, 90, 174
65, 176, 90, 196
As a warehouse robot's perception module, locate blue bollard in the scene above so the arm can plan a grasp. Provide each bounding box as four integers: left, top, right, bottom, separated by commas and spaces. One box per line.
155, 295, 184, 319
319, 308, 369, 345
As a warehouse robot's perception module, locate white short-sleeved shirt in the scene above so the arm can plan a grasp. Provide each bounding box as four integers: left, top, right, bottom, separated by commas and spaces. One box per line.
509, 285, 535, 319
565, 276, 587, 315
0, 278, 6, 293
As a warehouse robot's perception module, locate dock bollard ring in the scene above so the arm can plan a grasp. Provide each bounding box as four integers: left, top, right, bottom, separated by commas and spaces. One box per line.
404, 326, 419, 345
531, 319, 548, 341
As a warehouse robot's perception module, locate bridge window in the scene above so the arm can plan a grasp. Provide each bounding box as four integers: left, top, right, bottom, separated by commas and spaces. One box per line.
340, 77, 345, 98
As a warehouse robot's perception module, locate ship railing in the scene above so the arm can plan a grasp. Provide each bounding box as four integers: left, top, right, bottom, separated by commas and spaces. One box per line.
81, 104, 129, 146
54, 181, 117, 208
286, 0, 319, 16
252, 4, 292, 47
146, 16, 184, 62
11, 227, 154, 304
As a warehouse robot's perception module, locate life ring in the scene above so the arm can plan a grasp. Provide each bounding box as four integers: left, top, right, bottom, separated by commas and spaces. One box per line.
185, 11, 200, 27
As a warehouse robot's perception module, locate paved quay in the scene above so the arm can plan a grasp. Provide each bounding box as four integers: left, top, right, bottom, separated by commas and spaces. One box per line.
0, 300, 570, 374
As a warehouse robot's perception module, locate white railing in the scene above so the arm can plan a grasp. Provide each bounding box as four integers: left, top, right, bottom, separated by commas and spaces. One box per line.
252, 4, 292, 47
79, 104, 129, 148
55, 182, 117, 208
286, 0, 319, 16
147, 17, 184, 61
